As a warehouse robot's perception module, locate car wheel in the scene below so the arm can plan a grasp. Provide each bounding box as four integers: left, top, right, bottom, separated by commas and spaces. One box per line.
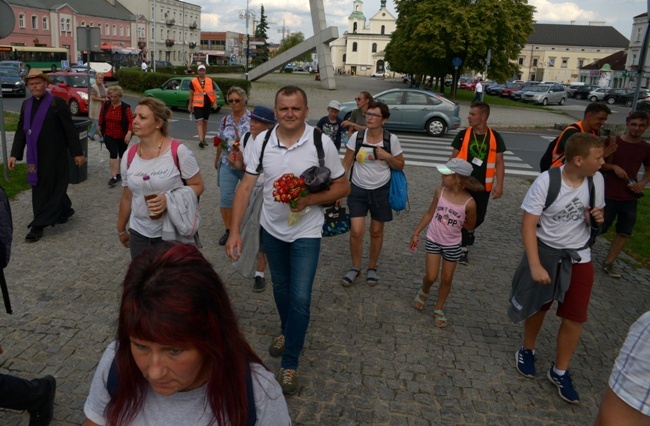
589, 96, 598, 102
426, 118, 446, 137
559, 97, 565, 106
607, 97, 616, 105
626, 99, 633, 107
542, 98, 548, 106
575, 94, 583, 100
69, 99, 80, 116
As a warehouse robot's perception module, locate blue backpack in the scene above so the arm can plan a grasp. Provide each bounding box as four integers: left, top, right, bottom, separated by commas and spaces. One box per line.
353, 130, 409, 212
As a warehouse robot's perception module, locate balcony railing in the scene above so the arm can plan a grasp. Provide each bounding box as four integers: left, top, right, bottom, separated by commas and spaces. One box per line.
188, 42, 197, 49
166, 18, 175, 26
189, 22, 197, 30
165, 39, 175, 47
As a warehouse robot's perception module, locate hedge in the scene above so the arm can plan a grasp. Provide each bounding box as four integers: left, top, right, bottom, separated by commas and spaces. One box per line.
115, 68, 251, 96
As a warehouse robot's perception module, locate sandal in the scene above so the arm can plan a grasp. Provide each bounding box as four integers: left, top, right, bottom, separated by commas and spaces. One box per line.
414, 289, 429, 310
341, 268, 360, 287
366, 268, 379, 286
433, 310, 448, 328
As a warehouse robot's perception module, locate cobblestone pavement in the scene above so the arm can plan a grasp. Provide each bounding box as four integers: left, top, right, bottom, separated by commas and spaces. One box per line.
0, 83, 648, 424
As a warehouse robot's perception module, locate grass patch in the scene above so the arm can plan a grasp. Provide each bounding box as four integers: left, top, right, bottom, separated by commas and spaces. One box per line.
2, 111, 19, 132
600, 188, 650, 268
0, 163, 31, 199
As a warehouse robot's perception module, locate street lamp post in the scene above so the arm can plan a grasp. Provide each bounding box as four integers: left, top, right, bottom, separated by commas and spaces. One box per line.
152, 0, 156, 72
239, 0, 255, 80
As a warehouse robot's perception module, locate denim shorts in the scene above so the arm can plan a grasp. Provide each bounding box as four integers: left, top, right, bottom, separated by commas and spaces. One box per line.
218, 163, 244, 208
347, 182, 392, 222
602, 198, 637, 237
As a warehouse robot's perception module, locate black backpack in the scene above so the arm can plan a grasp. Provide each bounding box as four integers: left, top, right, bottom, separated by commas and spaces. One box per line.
539, 123, 581, 172
0, 186, 13, 314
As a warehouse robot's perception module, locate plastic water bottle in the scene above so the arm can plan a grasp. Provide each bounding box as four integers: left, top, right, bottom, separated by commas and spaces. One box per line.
143, 175, 162, 220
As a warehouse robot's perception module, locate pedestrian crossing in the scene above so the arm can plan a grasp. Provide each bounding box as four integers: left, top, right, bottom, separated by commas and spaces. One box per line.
342, 132, 540, 178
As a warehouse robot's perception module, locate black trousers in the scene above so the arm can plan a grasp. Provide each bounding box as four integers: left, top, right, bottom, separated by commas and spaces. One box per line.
0, 373, 47, 411
461, 189, 491, 247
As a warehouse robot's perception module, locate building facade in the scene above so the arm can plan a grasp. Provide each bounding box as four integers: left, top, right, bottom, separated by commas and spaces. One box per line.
330, 0, 396, 76
625, 13, 650, 89
516, 23, 629, 83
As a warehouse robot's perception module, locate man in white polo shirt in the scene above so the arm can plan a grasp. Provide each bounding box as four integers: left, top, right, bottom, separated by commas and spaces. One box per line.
227, 86, 350, 395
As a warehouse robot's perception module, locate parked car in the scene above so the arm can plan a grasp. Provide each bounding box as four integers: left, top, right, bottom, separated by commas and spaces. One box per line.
588, 88, 608, 102
500, 82, 526, 98
459, 78, 478, 90
47, 72, 96, 116
574, 85, 599, 100
143, 76, 225, 112
566, 84, 586, 98
520, 84, 567, 105
371, 72, 386, 78
618, 89, 650, 107
602, 88, 633, 105
0, 68, 26, 97
486, 84, 505, 96
337, 88, 461, 136
512, 83, 540, 101
0, 60, 27, 77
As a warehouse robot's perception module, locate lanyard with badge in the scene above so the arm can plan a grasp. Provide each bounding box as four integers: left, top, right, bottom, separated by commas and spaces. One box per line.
469, 131, 488, 167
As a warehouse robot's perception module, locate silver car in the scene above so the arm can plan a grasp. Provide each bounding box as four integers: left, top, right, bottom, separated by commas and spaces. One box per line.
588, 88, 608, 102
337, 88, 461, 136
520, 84, 567, 105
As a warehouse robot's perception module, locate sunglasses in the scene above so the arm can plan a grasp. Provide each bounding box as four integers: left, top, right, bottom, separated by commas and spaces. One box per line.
355, 97, 365, 102
228, 98, 243, 104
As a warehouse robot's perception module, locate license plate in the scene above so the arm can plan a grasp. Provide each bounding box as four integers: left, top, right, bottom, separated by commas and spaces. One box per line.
1, 88, 10, 92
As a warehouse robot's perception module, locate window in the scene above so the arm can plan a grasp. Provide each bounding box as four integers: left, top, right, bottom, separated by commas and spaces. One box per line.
60, 18, 65, 32
98, 23, 102, 33
81, 21, 85, 27
548, 57, 555, 67
371, 43, 377, 53
578, 58, 584, 68
89, 22, 94, 27
518, 57, 524, 65
343, 54, 346, 62
561, 58, 568, 68
638, 27, 642, 42
381, 25, 385, 35
126, 26, 130, 37
352, 42, 357, 52
66, 18, 71, 32
119, 25, 123, 36
42, 17, 48, 30
19, 14, 25, 29
106, 24, 110, 35
533, 58, 538, 67
353, 22, 357, 33
112, 24, 117, 36
32, 15, 38, 29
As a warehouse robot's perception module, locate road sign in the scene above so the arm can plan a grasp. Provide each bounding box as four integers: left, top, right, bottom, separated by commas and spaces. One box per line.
452, 57, 462, 67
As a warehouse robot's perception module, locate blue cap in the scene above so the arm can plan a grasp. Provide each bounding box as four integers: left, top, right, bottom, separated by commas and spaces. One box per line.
250, 106, 276, 125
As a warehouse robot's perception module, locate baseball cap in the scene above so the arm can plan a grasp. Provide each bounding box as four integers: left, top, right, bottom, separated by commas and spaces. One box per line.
328, 100, 341, 110
436, 158, 473, 176
197, 65, 206, 71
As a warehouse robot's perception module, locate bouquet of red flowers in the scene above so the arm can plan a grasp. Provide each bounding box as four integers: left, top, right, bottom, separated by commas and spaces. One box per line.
273, 173, 310, 226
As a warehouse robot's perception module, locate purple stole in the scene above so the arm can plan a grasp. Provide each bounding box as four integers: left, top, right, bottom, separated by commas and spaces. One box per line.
23, 92, 53, 186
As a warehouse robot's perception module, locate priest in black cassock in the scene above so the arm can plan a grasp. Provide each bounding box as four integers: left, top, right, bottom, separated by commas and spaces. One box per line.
8, 69, 85, 243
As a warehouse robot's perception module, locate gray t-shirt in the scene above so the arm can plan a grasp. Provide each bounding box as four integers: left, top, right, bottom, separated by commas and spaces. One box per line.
84, 342, 291, 425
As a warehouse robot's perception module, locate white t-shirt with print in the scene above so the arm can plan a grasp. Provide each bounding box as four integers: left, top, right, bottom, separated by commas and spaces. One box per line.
121, 144, 200, 238
521, 166, 605, 263
244, 125, 345, 243
346, 131, 403, 190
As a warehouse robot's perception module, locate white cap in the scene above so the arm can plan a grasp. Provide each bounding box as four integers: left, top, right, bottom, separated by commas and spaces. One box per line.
198, 65, 206, 71
436, 158, 473, 177
328, 100, 341, 110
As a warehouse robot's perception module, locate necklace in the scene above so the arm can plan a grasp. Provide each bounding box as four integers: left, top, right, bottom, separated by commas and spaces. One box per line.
139, 135, 165, 159
562, 168, 583, 189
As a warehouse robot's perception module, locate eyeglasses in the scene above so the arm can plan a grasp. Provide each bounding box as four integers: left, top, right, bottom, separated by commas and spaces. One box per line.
355, 97, 365, 102
228, 98, 242, 104
365, 112, 383, 119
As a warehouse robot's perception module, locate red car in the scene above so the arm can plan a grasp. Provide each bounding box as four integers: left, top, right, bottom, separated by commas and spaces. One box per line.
459, 78, 478, 90
47, 72, 96, 116
500, 82, 526, 98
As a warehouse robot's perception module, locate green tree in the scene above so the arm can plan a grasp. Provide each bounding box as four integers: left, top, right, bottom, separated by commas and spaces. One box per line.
252, 4, 270, 66
275, 32, 312, 64
385, 0, 535, 94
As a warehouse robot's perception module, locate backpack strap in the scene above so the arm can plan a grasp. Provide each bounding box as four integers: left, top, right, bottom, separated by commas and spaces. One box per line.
383, 129, 391, 155
544, 166, 562, 211
107, 358, 119, 398
121, 102, 130, 135
255, 128, 274, 173
242, 132, 252, 149
126, 143, 139, 170
313, 128, 325, 167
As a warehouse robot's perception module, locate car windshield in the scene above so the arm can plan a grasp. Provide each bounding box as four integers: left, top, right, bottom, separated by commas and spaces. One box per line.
528, 86, 550, 92
0, 69, 19, 78
68, 75, 95, 87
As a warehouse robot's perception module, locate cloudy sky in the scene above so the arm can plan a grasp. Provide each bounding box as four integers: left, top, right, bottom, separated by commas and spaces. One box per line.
199, 0, 644, 44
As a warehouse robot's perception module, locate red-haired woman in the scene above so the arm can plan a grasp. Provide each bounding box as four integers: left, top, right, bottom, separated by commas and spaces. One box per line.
84, 243, 290, 425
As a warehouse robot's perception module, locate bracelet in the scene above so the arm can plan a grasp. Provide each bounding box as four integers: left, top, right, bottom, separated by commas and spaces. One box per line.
118, 229, 127, 236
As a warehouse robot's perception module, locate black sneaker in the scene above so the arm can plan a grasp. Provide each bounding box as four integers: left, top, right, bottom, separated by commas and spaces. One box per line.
116, 174, 122, 182
25, 227, 44, 243
218, 230, 230, 246
547, 363, 580, 404
253, 276, 266, 292
269, 335, 285, 358
458, 251, 469, 265
199, 140, 207, 148
108, 177, 118, 187
515, 348, 536, 378
29, 375, 56, 426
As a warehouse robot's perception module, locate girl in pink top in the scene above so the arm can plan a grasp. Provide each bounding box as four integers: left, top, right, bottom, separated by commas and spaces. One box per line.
410, 159, 484, 327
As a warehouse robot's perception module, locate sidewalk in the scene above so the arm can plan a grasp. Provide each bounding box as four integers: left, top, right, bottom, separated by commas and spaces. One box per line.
0, 129, 648, 424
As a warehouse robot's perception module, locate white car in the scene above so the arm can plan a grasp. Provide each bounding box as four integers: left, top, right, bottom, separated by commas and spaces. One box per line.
588, 88, 608, 102
371, 72, 386, 78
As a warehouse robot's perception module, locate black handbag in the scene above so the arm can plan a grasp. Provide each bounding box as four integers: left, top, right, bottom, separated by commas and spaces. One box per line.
300, 128, 333, 194
322, 205, 350, 237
